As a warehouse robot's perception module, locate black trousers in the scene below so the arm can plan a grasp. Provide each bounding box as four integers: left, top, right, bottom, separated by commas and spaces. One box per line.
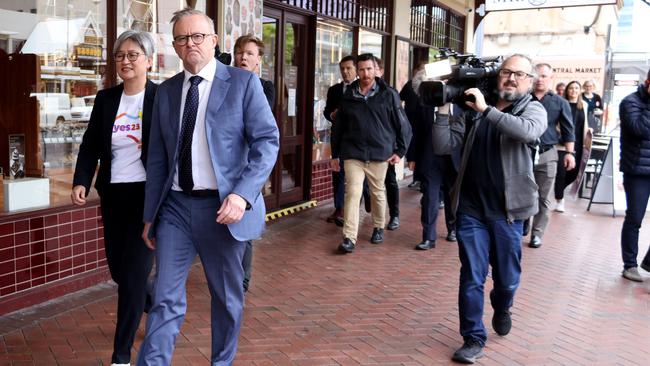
421, 156, 457, 240
621, 173, 650, 269
385, 164, 399, 218
100, 182, 154, 364
555, 151, 581, 200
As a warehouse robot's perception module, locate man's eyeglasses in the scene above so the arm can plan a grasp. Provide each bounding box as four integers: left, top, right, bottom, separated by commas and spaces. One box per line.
498, 69, 533, 80
173, 33, 212, 46
114, 52, 143, 62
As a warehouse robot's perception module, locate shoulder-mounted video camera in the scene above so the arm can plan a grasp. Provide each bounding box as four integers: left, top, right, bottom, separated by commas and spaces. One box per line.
419, 48, 502, 107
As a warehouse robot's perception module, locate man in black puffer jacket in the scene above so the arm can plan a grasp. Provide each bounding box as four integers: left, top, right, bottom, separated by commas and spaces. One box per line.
331, 53, 412, 253
619, 68, 650, 283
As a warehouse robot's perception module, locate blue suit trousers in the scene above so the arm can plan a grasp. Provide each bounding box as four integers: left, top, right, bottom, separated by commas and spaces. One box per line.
137, 191, 245, 366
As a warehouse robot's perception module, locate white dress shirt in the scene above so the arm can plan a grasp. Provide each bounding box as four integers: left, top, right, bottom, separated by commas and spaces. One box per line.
172, 58, 219, 191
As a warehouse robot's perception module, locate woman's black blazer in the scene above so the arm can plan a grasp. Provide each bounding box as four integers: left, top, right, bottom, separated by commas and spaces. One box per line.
72, 80, 158, 197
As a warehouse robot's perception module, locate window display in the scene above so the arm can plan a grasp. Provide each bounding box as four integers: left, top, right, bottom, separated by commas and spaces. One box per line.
0, 0, 205, 211
313, 21, 353, 162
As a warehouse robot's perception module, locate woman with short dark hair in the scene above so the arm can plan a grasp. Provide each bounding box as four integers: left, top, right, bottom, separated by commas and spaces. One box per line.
72, 29, 157, 366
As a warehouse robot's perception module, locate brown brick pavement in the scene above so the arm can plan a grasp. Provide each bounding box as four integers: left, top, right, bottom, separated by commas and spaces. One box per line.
1, 187, 650, 365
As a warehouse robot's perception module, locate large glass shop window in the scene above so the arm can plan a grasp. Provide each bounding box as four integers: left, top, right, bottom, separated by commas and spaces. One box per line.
0, 1, 206, 211
358, 29, 383, 59
116, 0, 206, 83
0, 1, 109, 209
312, 21, 353, 162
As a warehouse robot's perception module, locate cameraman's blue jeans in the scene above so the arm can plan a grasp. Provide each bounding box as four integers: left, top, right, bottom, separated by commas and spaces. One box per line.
456, 214, 523, 345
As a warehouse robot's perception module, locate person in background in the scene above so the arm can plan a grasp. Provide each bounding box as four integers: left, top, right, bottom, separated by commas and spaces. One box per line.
555, 82, 566, 96
375, 56, 401, 231
136, 8, 279, 365
401, 63, 425, 189
582, 79, 604, 132
554, 80, 589, 212
618, 69, 650, 283
406, 68, 458, 251
234, 34, 275, 107
72, 30, 157, 366
233, 34, 275, 293
528, 63, 575, 248
324, 55, 357, 226
331, 53, 411, 253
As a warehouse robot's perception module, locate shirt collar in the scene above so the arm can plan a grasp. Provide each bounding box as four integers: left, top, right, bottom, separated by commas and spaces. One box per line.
183, 57, 217, 84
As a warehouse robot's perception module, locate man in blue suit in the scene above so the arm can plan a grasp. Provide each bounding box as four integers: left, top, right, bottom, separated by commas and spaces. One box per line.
136, 8, 279, 366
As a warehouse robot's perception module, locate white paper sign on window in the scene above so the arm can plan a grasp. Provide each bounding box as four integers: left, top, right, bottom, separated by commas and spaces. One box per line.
288, 88, 296, 117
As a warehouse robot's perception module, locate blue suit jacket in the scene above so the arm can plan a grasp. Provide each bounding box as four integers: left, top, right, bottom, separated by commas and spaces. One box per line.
143, 61, 279, 241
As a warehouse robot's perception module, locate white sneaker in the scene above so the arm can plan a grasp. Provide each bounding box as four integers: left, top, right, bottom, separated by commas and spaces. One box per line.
555, 199, 565, 212
622, 267, 644, 282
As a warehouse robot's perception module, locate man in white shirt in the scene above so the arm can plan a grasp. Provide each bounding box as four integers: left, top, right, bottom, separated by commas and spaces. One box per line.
137, 8, 279, 365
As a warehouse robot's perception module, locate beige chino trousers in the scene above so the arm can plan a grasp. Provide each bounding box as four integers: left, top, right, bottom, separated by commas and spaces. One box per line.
342, 159, 388, 243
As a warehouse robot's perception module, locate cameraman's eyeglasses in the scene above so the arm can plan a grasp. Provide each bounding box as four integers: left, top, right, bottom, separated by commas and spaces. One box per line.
114, 52, 143, 62
499, 69, 533, 80
173, 33, 213, 46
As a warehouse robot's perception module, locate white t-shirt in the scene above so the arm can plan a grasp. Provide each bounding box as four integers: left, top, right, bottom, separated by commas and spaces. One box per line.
111, 90, 146, 183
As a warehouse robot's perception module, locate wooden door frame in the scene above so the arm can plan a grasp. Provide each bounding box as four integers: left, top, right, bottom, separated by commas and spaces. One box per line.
263, 6, 315, 210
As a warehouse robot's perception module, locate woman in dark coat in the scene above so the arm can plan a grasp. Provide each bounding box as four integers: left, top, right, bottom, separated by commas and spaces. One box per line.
71, 30, 157, 366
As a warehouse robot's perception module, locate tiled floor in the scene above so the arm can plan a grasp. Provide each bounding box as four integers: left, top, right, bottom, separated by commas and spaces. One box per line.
1, 186, 650, 365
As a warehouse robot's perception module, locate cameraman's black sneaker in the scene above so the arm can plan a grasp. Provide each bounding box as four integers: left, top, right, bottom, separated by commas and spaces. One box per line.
452, 340, 484, 364
492, 310, 512, 336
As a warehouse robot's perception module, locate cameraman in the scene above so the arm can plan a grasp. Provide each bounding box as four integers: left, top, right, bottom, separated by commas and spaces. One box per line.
432, 54, 546, 363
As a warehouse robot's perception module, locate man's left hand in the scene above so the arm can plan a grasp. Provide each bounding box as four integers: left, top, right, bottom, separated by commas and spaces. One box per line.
564, 153, 576, 170
387, 154, 401, 165
216, 193, 247, 224
464, 88, 488, 113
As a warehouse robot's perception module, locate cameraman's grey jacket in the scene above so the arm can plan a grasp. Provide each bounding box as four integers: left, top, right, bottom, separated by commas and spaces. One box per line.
432, 95, 547, 222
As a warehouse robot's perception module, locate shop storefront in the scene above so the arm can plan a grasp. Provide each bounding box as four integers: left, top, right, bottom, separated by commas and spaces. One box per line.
0, 0, 469, 314
0, 0, 220, 315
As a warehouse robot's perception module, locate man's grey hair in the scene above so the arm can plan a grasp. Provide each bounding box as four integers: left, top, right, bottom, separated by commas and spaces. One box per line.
113, 30, 155, 57
502, 53, 536, 77
170, 8, 215, 35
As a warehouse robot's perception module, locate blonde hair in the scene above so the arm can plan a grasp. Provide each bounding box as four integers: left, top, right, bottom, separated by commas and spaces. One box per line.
234, 34, 265, 57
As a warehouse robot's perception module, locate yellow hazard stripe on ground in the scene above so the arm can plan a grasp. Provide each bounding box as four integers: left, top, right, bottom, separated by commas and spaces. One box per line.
265, 200, 318, 221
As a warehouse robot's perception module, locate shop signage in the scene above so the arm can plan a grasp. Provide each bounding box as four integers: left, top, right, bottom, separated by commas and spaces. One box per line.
75, 44, 103, 60
535, 57, 606, 91
84, 35, 103, 45
485, 0, 617, 12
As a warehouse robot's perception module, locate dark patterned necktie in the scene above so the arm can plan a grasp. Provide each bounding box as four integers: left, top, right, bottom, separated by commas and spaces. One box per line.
178, 75, 202, 193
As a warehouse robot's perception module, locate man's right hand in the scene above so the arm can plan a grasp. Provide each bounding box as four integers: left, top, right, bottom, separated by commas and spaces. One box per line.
331, 159, 340, 172
330, 108, 338, 121
408, 161, 416, 171
142, 222, 156, 250
71, 185, 87, 206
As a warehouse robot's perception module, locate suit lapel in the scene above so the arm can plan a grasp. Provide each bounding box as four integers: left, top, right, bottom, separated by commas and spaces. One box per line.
141, 80, 157, 165
207, 61, 231, 116
167, 73, 184, 152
